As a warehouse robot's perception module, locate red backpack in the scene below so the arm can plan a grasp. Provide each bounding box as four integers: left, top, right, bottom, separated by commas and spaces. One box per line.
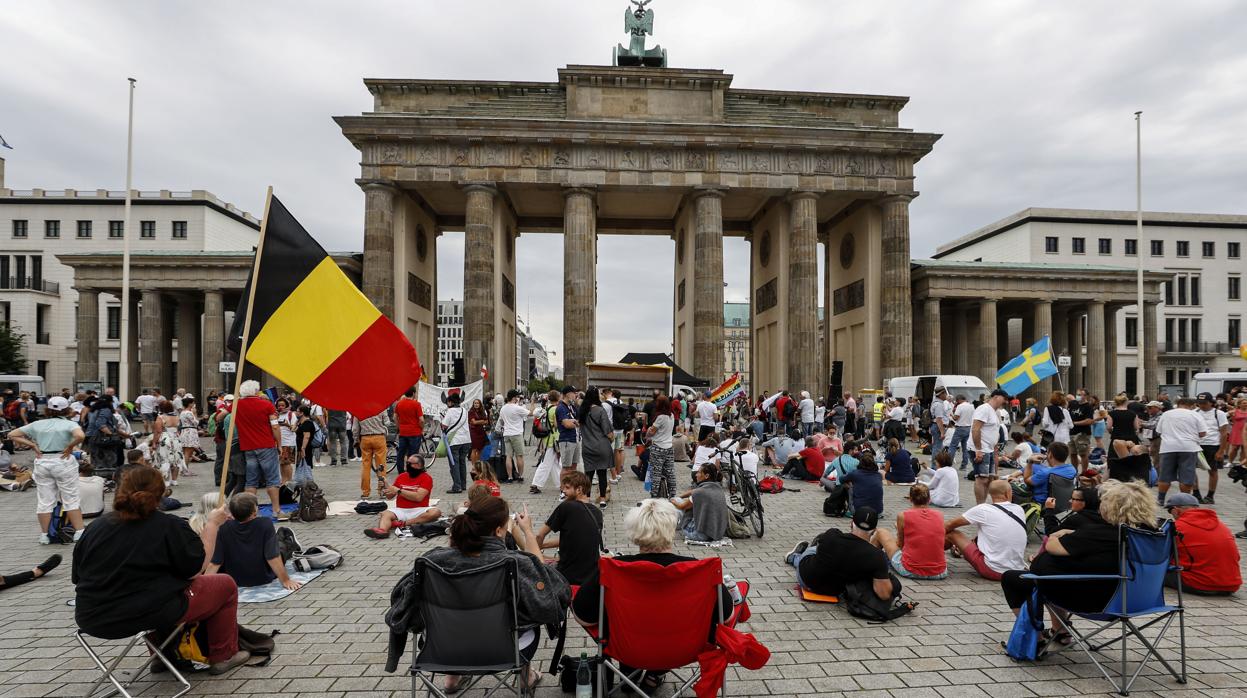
757, 476, 785, 494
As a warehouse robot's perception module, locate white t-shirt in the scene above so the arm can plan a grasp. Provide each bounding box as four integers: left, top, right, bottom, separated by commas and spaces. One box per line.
693, 444, 718, 467
697, 401, 718, 427
737, 450, 759, 477
798, 398, 815, 423
277, 411, 298, 448
962, 502, 1029, 574
928, 467, 960, 507
499, 403, 529, 437
136, 394, 159, 415
972, 403, 1001, 453
1196, 408, 1229, 446
79, 475, 106, 517
998, 408, 1011, 427
1040, 407, 1073, 444
441, 406, 472, 446
814, 406, 826, 424
1157, 408, 1206, 453
953, 402, 975, 427
889, 406, 904, 422
1011, 440, 1037, 462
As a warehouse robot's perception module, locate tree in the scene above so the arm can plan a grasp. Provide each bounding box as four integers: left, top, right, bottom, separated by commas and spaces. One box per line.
0, 324, 28, 375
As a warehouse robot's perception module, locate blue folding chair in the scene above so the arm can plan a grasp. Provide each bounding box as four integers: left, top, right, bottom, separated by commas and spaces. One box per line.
1023, 522, 1185, 696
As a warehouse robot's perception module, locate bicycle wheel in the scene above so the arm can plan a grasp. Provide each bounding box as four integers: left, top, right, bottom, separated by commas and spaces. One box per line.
746, 480, 765, 537
385, 440, 399, 473
724, 466, 749, 517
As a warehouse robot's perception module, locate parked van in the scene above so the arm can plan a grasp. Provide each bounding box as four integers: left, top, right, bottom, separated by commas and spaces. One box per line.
1189, 372, 1247, 398
887, 375, 989, 408
0, 374, 45, 398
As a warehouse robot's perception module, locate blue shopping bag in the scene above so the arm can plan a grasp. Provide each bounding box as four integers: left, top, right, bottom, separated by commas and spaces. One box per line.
1005, 589, 1046, 661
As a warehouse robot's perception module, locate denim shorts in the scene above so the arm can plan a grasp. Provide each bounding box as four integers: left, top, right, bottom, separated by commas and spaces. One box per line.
890, 550, 948, 580
971, 450, 996, 478
243, 447, 281, 489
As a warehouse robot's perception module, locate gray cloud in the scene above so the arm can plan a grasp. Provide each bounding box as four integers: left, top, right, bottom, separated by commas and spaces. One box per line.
4, 0, 1245, 373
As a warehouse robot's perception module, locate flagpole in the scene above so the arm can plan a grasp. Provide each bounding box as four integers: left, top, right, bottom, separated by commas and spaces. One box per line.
217, 186, 274, 503
119, 78, 136, 400
1135, 111, 1145, 398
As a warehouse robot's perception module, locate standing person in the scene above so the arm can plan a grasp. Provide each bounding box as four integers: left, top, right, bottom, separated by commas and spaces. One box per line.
83, 395, 119, 473
467, 398, 490, 466
929, 389, 949, 454
843, 392, 858, 438
293, 405, 318, 485
235, 380, 285, 521
212, 395, 234, 486
9, 396, 86, 543
831, 399, 847, 435
177, 398, 201, 478
1155, 396, 1208, 506
604, 389, 628, 483
529, 390, 563, 495
797, 391, 816, 437
1193, 392, 1230, 504
948, 395, 975, 470
697, 393, 719, 441
394, 388, 425, 469
440, 393, 471, 494
1039, 392, 1073, 447
135, 389, 159, 435
555, 386, 582, 477
1107, 394, 1142, 444
970, 390, 1007, 504
354, 407, 390, 500
346, 412, 361, 462
152, 400, 187, 486
1068, 390, 1096, 471
275, 398, 298, 483
1019, 397, 1040, 435
500, 390, 531, 483
815, 398, 827, 429
646, 394, 676, 499
578, 387, 614, 508
1225, 397, 1247, 467
324, 408, 349, 467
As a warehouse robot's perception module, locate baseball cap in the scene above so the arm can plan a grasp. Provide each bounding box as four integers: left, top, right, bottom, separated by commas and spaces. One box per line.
1146, 400, 1163, 408
1196, 392, 1215, 403
223, 394, 235, 402
1164, 493, 1200, 509
990, 389, 1010, 399
47, 396, 70, 411
561, 385, 579, 395
852, 506, 879, 532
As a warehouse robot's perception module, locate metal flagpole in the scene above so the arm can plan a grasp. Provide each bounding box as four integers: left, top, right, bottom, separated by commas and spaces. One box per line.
119, 78, 136, 400
1135, 111, 1145, 397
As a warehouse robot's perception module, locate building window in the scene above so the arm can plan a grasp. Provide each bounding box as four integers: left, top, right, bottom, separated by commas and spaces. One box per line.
1176, 240, 1189, 257
1164, 280, 1173, 306
1177, 276, 1187, 306
1202, 241, 1215, 258
1229, 242, 1241, 259
1098, 238, 1111, 254
140, 221, 155, 239
1165, 318, 1174, 343
109, 221, 124, 238
1192, 318, 1201, 344
171, 221, 187, 239
1191, 275, 1200, 305
1230, 318, 1242, 347
106, 306, 121, 340
45, 220, 60, 238
1165, 369, 1175, 385
1230, 276, 1242, 301
1044, 237, 1059, 253
12, 220, 27, 239
1150, 240, 1164, 256
37, 360, 48, 380
1125, 239, 1138, 256
77, 221, 92, 239
106, 361, 119, 390
1124, 317, 1138, 347
1072, 237, 1086, 254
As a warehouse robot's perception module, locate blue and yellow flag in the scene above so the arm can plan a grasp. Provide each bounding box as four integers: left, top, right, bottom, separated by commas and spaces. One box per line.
995, 336, 1058, 396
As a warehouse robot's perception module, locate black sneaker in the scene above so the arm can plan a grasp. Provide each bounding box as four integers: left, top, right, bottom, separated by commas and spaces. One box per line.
785, 541, 809, 565
1236, 530, 1247, 539
35, 554, 63, 577
1203, 493, 1216, 505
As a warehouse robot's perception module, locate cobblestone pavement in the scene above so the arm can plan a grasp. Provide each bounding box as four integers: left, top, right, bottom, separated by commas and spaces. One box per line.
3, 441, 1247, 698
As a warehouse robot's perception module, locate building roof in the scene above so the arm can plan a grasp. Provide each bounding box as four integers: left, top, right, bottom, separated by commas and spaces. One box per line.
911, 258, 1147, 273
617, 353, 708, 388
934, 207, 1247, 258
0, 187, 262, 229
724, 302, 750, 327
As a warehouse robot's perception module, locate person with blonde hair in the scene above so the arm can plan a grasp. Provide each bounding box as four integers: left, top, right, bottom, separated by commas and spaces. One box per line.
871, 483, 948, 579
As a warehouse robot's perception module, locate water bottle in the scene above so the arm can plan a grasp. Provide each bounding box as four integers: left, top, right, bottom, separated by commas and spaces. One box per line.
642, 465, 652, 492
723, 572, 744, 605
575, 652, 593, 698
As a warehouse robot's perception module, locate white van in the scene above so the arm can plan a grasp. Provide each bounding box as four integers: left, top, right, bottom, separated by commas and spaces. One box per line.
887, 375, 989, 407
1189, 372, 1247, 398
0, 374, 45, 397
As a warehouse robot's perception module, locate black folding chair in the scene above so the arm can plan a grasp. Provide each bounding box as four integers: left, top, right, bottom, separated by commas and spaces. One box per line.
409, 556, 530, 697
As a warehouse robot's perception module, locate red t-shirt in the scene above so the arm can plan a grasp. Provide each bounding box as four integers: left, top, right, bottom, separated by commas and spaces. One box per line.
473, 479, 502, 497
395, 398, 424, 437
776, 396, 793, 420
235, 397, 277, 451
392, 471, 433, 508
900, 508, 948, 577
797, 447, 823, 480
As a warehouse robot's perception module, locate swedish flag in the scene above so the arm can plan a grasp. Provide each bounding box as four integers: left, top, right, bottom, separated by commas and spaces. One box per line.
995, 336, 1058, 396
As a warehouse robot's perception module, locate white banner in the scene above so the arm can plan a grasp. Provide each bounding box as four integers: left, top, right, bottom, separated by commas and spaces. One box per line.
417, 380, 484, 420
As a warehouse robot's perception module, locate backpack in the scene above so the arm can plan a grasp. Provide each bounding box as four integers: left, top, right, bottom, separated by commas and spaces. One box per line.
823, 485, 849, 517
726, 512, 752, 539
609, 402, 628, 431
309, 425, 327, 451
532, 408, 552, 440
781, 400, 796, 423
292, 544, 344, 572
841, 579, 917, 623
757, 476, 784, 494
276, 526, 302, 563
294, 481, 328, 522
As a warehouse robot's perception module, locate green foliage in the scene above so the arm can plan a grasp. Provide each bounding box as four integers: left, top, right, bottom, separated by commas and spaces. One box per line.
0, 324, 27, 375
525, 374, 565, 395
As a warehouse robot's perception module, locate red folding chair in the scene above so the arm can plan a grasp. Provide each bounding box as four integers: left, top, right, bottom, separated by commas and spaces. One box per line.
591, 557, 728, 697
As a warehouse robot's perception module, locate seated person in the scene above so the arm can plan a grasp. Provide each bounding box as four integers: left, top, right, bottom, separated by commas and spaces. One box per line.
821, 440, 862, 491
0, 554, 61, 592
842, 452, 885, 515
205, 493, 301, 590
814, 427, 843, 460
72, 466, 251, 674
871, 484, 948, 579
944, 480, 1028, 581
881, 438, 917, 484
785, 507, 901, 601
672, 462, 730, 541
761, 430, 800, 466
430, 496, 570, 693
1106, 439, 1153, 484
78, 461, 106, 518
1000, 480, 1159, 646
734, 437, 760, 478
1166, 492, 1241, 595
1017, 442, 1077, 504
1001, 431, 1039, 470
120, 449, 183, 512
1041, 486, 1103, 536
780, 437, 823, 480
692, 434, 719, 469
535, 472, 603, 585
471, 460, 501, 497
925, 451, 960, 507
364, 454, 443, 539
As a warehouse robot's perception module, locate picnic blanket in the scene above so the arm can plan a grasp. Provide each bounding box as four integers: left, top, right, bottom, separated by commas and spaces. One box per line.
684, 538, 734, 548
257, 502, 299, 519
237, 562, 326, 603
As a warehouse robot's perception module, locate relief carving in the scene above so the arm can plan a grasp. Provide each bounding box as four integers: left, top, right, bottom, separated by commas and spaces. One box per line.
382, 144, 401, 164
686, 150, 705, 169
621, 149, 637, 168
484, 144, 503, 165
520, 146, 537, 166
846, 154, 866, 175
875, 156, 895, 176
415, 144, 436, 164
785, 152, 802, 172
452, 146, 469, 165
814, 154, 834, 173
720, 150, 740, 170
751, 152, 770, 171
553, 148, 570, 166
652, 150, 672, 169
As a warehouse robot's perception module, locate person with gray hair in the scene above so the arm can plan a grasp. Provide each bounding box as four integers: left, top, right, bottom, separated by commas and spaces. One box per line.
798, 390, 816, 437
234, 380, 286, 521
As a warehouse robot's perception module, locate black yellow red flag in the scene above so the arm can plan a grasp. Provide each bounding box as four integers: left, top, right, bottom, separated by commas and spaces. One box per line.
227, 195, 420, 417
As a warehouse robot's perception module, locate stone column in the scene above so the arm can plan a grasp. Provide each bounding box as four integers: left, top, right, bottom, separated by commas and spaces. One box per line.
1143, 301, 1160, 397
1085, 301, 1106, 399
951, 304, 967, 375
787, 191, 820, 392
693, 188, 726, 384
563, 187, 597, 390
463, 183, 498, 392
1104, 305, 1118, 398
979, 299, 998, 388
362, 182, 398, 319
923, 298, 941, 374
1034, 300, 1053, 398
76, 288, 100, 383
201, 290, 224, 396
176, 297, 200, 396
1068, 309, 1083, 393
880, 195, 914, 379
139, 290, 165, 391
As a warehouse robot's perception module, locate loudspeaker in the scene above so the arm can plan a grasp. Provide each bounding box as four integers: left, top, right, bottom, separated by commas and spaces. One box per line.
829, 360, 844, 401
452, 358, 466, 386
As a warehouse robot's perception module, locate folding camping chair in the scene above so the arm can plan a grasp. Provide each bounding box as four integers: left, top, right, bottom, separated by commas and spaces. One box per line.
75, 624, 189, 698
1022, 522, 1186, 696
409, 556, 532, 697
591, 557, 729, 697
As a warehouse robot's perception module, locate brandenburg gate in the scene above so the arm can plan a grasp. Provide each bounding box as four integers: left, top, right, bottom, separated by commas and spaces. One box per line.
336, 64, 940, 393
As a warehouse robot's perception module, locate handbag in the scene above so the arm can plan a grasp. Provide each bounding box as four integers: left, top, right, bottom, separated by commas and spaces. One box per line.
1005, 589, 1046, 660
435, 411, 467, 457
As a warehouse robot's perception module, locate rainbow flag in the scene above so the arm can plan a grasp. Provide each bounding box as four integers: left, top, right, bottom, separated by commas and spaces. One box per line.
709, 373, 745, 407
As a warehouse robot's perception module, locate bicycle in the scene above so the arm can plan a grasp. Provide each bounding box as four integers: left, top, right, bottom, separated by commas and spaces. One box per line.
715, 433, 764, 538
386, 417, 443, 473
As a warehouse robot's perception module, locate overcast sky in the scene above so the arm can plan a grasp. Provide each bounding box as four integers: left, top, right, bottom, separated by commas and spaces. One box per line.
4, 1, 1246, 371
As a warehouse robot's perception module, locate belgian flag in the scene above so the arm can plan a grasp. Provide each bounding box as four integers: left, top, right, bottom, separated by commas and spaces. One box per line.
227, 194, 421, 418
